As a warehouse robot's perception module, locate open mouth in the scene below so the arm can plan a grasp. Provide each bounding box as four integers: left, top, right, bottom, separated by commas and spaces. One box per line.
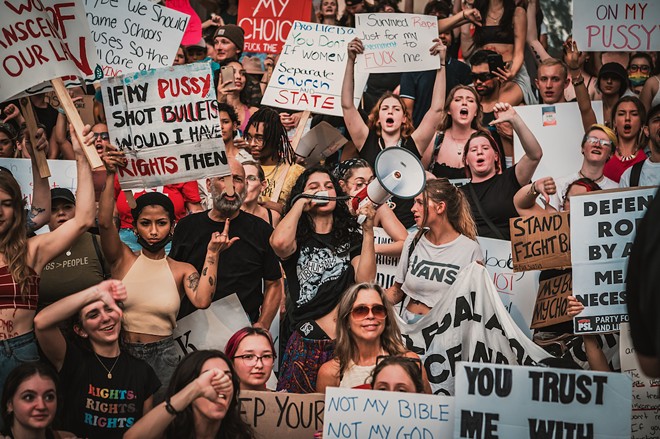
623, 123, 632, 133
459, 108, 469, 117
100, 324, 115, 332
385, 117, 395, 126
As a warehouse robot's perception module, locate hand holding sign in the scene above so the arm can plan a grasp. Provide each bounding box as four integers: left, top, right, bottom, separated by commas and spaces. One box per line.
347, 37, 365, 61
102, 147, 127, 175
567, 296, 585, 317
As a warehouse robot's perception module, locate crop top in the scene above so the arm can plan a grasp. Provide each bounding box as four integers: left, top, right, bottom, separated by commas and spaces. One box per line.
0, 265, 39, 310
480, 25, 515, 45
121, 254, 181, 336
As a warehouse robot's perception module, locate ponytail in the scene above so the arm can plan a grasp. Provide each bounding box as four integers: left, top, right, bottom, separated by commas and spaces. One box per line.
424, 179, 477, 240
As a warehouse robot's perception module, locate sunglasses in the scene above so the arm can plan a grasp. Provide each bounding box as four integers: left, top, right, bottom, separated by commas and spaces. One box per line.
351, 304, 387, 319
92, 132, 110, 141
471, 72, 494, 82
585, 136, 612, 148
628, 64, 650, 73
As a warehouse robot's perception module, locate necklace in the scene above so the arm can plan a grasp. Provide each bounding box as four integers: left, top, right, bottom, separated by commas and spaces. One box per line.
578, 170, 603, 182
65, 247, 72, 256
618, 148, 639, 162
94, 352, 120, 379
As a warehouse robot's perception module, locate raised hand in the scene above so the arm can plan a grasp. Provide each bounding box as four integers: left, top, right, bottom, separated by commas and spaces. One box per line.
563, 40, 581, 71
102, 146, 127, 174
429, 38, 447, 65
490, 102, 518, 125
462, 8, 483, 26
209, 218, 240, 253
533, 177, 557, 204
347, 37, 364, 61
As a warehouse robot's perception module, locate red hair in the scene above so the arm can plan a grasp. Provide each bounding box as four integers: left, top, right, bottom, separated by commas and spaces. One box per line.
224, 327, 275, 359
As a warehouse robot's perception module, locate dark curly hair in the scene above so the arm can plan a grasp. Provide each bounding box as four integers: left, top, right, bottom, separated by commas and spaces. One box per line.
245, 107, 296, 165
285, 166, 361, 249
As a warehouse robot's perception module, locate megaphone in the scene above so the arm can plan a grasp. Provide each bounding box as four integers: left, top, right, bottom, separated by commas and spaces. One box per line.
351, 147, 426, 213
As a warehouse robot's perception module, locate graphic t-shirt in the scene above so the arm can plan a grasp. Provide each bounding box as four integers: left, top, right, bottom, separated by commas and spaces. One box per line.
58, 341, 160, 439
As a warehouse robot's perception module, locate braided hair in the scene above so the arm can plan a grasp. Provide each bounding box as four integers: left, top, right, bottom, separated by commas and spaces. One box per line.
244, 107, 296, 165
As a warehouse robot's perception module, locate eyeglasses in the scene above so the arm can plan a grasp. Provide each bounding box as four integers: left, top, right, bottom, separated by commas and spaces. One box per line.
246, 175, 260, 182
245, 134, 264, 145
585, 136, 613, 148
233, 353, 275, 367
471, 72, 494, 83
628, 64, 651, 73
376, 355, 422, 370
92, 132, 110, 141
351, 304, 387, 319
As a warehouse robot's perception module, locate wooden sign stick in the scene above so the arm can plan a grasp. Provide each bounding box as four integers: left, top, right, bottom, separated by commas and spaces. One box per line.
18, 98, 50, 178
269, 110, 311, 203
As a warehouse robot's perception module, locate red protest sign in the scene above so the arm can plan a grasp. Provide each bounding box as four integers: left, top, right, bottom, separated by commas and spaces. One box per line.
238, 0, 313, 54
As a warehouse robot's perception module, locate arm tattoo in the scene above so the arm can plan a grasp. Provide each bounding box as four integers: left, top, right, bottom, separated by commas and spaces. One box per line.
187, 272, 200, 291
26, 206, 45, 232
209, 276, 215, 286
202, 267, 208, 276
206, 256, 216, 265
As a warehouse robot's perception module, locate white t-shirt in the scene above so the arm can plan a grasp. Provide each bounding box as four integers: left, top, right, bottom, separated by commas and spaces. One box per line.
549, 172, 618, 209
395, 232, 483, 308
619, 159, 660, 188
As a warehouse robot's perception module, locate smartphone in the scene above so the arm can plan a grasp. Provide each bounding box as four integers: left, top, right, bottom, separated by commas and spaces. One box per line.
487, 53, 505, 74
220, 66, 235, 89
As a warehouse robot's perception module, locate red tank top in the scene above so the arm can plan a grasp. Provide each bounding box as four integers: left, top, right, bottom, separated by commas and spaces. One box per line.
0, 265, 39, 310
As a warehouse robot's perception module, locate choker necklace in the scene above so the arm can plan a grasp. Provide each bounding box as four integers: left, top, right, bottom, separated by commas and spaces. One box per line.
618, 148, 639, 162
578, 170, 603, 182
94, 352, 120, 379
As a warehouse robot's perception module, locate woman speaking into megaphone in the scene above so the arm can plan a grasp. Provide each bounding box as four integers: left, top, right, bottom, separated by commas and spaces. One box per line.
341, 37, 447, 229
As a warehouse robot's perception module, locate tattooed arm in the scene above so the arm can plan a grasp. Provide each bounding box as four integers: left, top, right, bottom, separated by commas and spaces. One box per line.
26, 128, 51, 234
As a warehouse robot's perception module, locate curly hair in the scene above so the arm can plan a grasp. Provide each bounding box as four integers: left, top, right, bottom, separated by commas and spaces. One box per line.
244, 107, 296, 165
0, 171, 31, 297
284, 166, 361, 249
439, 85, 486, 132
334, 282, 406, 381
166, 350, 253, 439
367, 92, 414, 140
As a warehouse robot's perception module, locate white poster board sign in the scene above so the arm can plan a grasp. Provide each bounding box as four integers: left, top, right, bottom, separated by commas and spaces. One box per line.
355, 13, 440, 73
573, 0, 660, 51
324, 387, 454, 438
261, 21, 368, 116
84, 0, 189, 77
620, 322, 660, 438
173, 293, 251, 361
513, 101, 604, 183
374, 227, 399, 289
454, 362, 632, 438
571, 187, 656, 334
0, 0, 102, 102
101, 62, 230, 189
0, 158, 77, 204
478, 237, 539, 338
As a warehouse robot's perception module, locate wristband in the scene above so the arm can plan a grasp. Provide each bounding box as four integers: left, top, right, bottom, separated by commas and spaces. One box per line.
571, 76, 584, 86
528, 181, 539, 197
165, 398, 180, 416
56, 107, 66, 115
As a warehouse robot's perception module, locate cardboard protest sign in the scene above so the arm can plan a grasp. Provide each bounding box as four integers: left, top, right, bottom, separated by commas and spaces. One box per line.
510, 211, 571, 272
173, 293, 250, 360
512, 101, 604, 186
355, 13, 440, 73
374, 227, 400, 289
84, 0, 189, 77
324, 388, 454, 438
454, 362, 632, 438
238, 0, 313, 54
573, 0, 660, 51
240, 391, 324, 439
620, 323, 660, 438
478, 237, 538, 338
571, 187, 655, 334
44, 92, 96, 126
531, 272, 573, 329
397, 263, 548, 395
101, 62, 229, 189
261, 21, 369, 117
0, 0, 102, 102
295, 122, 347, 168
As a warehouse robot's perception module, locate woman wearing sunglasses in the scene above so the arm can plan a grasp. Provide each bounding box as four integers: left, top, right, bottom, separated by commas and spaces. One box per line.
316, 283, 431, 393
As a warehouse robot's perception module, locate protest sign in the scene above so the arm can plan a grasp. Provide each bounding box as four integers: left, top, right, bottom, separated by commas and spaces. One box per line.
101, 62, 230, 189
571, 187, 655, 334
238, 0, 312, 54
397, 263, 548, 395
510, 211, 571, 272
295, 122, 347, 168
620, 323, 660, 438
173, 293, 250, 360
324, 387, 454, 439
513, 101, 604, 186
240, 391, 324, 439
45, 92, 96, 126
0, 0, 102, 102
0, 158, 77, 203
261, 21, 368, 117
454, 362, 632, 438
573, 0, 660, 51
531, 272, 573, 329
374, 227, 400, 290
83, 0, 189, 77
355, 13, 440, 73
478, 237, 538, 338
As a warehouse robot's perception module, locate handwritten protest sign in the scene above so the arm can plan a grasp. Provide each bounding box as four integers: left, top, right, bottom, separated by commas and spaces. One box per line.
261, 21, 368, 116
478, 237, 538, 337
573, 0, 660, 51
295, 122, 347, 168
0, 0, 102, 102
0, 158, 77, 203
510, 211, 571, 272
374, 227, 400, 290
620, 323, 660, 438
355, 13, 440, 73
454, 362, 632, 438
397, 263, 548, 395
240, 391, 324, 439
101, 62, 229, 189
238, 0, 312, 54
83, 0, 189, 77
45, 92, 96, 126
531, 272, 573, 329
324, 387, 454, 438
571, 187, 656, 334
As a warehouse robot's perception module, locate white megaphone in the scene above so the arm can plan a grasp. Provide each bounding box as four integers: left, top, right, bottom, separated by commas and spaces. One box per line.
351, 147, 426, 217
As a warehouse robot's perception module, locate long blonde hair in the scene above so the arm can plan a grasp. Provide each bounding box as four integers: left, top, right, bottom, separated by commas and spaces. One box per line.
0, 171, 30, 296
421, 178, 477, 240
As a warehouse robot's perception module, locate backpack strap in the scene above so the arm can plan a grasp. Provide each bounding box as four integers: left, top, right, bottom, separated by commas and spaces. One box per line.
91, 233, 110, 279
428, 132, 445, 173
630, 160, 645, 187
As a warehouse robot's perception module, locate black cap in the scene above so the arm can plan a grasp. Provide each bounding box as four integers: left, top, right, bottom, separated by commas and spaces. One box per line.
598, 62, 629, 96
51, 188, 75, 204
131, 192, 175, 224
